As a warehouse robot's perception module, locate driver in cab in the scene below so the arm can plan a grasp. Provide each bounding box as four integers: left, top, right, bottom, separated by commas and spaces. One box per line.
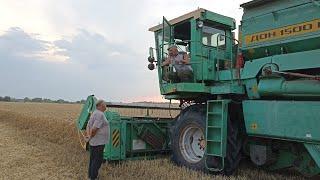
161, 45, 193, 82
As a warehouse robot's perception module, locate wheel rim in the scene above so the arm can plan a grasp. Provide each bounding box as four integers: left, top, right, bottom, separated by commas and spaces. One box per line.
179, 125, 205, 163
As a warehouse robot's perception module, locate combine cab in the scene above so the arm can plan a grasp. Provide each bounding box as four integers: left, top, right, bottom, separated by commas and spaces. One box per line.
148, 8, 238, 101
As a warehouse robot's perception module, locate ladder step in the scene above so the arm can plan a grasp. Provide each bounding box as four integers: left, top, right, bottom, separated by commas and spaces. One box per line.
207, 140, 222, 143
207, 112, 222, 115
207, 126, 222, 128
205, 100, 231, 172
207, 153, 221, 156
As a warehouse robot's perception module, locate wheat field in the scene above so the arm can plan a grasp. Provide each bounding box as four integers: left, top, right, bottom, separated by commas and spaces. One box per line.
0, 102, 307, 180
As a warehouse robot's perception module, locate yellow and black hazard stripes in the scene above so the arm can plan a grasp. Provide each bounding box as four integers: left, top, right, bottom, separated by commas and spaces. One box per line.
112, 129, 120, 147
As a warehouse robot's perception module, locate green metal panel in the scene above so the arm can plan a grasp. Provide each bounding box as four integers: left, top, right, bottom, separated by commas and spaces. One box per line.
134, 122, 168, 149
103, 111, 124, 160
203, 11, 236, 30
205, 100, 230, 172
120, 121, 126, 159
105, 111, 121, 122
240, 49, 320, 80
125, 119, 171, 159
241, 0, 312, 21
103, 115, 171, 161
243, 100, 320, 143
161, 82, 210, 94
198, 29, 234, 82
258, 78, 320, 97
239, 49, 320, 97
190, 19, 202, 82
210, 83, 245, 95
304, 143, 320, 169
216, 69, 237, 81
127, 121, 153, 154
104, 121, 122, 160
243, 78, 260, 99
272, 49, 320, 71
240, 56, 272, 79
77, 95, 97, 130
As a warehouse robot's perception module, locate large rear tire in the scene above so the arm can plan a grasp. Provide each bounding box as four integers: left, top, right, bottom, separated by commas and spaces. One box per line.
224, 103, 243, 175
170, 104, 207, 171
170, 103, 243, 175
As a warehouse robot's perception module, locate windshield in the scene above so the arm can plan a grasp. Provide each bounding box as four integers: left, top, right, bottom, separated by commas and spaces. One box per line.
157, 33, 169, 60
202, 25, 226, 47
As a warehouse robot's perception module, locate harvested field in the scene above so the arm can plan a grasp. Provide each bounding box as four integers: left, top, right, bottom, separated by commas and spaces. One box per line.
0, 102, 307, 180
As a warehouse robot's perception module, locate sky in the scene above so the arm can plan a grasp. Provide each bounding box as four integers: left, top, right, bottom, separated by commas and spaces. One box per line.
0, 0, 250, 102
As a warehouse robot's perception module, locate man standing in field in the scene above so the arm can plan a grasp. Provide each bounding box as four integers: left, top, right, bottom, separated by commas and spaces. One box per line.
86, 100, 110, 180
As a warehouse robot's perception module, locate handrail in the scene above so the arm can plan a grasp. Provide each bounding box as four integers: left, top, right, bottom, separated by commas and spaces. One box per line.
216, 35, 220, 80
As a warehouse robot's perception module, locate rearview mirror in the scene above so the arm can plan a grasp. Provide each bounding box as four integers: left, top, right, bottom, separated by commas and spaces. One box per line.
148, 63, 155, 70
148, 47, 155, 63
147, 47, 156, 70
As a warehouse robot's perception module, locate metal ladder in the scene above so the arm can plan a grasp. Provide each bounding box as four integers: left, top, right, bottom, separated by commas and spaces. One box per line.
205, 100, 230, 172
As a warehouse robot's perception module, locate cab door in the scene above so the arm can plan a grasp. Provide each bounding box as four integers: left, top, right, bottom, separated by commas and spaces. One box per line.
161, 16, 173, 60
158, 17, 174, 89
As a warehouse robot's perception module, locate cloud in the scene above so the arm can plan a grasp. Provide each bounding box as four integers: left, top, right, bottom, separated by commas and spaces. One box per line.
0, 27, 48, 57
0, 27, 68, 63
54, 29, 138, 69
0, 27, 160, 102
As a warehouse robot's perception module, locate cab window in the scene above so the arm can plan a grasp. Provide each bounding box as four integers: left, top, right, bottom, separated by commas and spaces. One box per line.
202, 25, 226, 48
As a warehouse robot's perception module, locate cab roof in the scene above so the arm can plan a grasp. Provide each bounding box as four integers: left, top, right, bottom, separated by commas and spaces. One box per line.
149, 8, 205, 32
148, 8, 235, 32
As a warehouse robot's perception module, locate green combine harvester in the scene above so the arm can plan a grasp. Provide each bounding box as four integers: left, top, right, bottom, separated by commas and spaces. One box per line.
77, 0, 320, 177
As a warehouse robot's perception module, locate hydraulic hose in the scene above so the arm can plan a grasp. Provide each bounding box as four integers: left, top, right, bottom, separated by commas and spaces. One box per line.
77, 128, 87, 150
74, 117, 87, 150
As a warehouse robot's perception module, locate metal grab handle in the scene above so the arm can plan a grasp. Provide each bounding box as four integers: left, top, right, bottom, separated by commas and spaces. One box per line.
216, 34, 239, 82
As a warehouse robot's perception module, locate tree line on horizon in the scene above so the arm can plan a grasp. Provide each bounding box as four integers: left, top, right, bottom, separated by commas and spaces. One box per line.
0, 96, 86, 104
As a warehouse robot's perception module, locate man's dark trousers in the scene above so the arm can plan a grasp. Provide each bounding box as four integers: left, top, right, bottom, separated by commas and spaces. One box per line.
88, 145, 105, 180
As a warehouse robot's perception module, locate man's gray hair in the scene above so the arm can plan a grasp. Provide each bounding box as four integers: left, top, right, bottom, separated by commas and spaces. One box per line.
96, 99, 106, 107
167, 45, 177, 50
